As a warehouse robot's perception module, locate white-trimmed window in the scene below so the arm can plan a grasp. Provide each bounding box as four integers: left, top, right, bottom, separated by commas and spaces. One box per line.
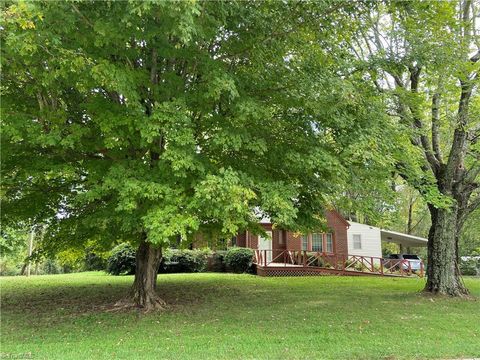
353, 234, 362, 250
326, 233, 333, 253
301, 235, 308, 251
312, 233, 323, 252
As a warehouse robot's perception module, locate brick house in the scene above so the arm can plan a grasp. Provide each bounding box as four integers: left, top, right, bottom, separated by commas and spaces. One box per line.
234, 210, 350, 263
193, 209, 427, 277
234, 209, 427, 261
233, 210, 428, 277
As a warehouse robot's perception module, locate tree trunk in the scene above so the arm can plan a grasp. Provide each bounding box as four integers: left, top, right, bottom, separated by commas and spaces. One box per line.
130, 236, 166, 311
424, 206, 469, 296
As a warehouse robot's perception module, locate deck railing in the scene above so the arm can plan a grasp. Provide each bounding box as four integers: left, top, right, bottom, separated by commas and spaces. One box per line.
253, 250, 424, 277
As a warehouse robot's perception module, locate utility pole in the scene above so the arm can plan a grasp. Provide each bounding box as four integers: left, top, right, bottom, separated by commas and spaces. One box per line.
26, 227, 35, 277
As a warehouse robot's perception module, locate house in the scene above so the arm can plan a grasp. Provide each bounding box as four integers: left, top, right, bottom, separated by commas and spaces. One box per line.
234, 210, 350, 261
236, 210, 427, 257
234, 210, 427, 277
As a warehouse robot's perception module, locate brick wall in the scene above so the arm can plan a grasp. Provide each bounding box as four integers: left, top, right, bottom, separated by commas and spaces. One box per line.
286, 231, 302, 250
326, 210, 349, 254
236, 232, 246, 247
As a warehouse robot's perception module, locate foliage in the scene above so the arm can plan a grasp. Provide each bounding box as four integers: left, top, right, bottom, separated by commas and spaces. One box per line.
106, 243, 136, 276
84, 250, 107, 271
162, 249, 209, 273
0, 226, 29, 276
56, 248, 85, 273
41, 258, 62, 275
1, 1, 394, 261
0, 258, 23, 276
0, 226, 28, 257
459, 257, 480, 276
224, 247, 254, 273
207, 251, 227, 272
459, 209, 480, 256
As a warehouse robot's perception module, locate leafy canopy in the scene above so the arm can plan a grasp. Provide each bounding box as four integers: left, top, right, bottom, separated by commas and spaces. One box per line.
1, 1, 392, 251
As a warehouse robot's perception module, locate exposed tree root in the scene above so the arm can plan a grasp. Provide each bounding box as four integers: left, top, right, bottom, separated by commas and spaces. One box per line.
422, 287, 471, 299
107, 295, 168, 313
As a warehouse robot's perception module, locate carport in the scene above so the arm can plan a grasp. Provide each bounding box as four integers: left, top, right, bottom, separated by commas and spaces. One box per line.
380, 229, 428, 248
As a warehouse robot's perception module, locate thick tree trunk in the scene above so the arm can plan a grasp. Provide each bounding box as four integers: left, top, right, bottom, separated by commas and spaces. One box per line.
130, 237, 166, 311
424, 206, 469, 296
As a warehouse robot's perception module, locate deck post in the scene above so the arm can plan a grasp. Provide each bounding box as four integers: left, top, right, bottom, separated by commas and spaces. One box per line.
380, 259, 384, 275
371, 257, 374, 273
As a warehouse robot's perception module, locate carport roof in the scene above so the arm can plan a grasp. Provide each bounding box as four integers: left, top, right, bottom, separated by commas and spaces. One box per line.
380, 229, 428, 247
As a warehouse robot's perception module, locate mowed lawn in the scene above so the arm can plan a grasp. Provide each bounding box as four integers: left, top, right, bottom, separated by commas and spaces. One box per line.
1, 272, 479, 360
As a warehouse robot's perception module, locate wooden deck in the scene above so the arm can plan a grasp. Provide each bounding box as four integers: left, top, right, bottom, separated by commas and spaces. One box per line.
253, 250, 424, 278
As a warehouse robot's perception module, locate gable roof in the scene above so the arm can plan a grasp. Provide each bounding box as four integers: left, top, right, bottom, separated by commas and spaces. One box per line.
328, 209, 351, 228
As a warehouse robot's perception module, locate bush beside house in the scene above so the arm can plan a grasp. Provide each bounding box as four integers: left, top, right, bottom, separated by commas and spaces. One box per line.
161, 249, 209, 273
224, 248, 255, 273
106, 246, 254, 275
207, 251, 227, 272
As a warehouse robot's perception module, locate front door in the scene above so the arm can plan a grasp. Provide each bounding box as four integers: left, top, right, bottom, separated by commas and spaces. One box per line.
258, 231, 272, 264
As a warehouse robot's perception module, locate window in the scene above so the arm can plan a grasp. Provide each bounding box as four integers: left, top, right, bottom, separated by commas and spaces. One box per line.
301, 235, 308, 251
353, 234, 362, 250
312, 233, 323, 252
278, 231, 284, 245
231, 236, 237, 247
326, 233, 333, 253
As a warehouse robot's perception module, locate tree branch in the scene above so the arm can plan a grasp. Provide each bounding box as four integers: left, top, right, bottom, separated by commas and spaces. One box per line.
71, 4, 94, 28
466, 193, 480, 215
446, 78, 475, 186
431, 93, 443, 163
471, 49, 480, 63
407, 66, 441, 175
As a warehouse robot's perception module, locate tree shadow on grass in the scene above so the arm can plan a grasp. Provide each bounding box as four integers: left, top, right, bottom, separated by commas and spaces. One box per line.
1, 273, 458, 321
0, 274, 262, 318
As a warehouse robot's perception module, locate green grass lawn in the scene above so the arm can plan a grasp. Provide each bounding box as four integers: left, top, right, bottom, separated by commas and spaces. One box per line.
1, 272, 479, 360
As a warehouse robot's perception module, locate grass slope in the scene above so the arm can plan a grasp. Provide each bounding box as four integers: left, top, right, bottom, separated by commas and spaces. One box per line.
1, 272, 479, 360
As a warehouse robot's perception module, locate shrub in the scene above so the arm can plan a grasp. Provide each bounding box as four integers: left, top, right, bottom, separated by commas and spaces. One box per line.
0, 258, 23, 276
460, 257, 480, 276
162, 249, 208, 273
43, 258, 62, 274
159, 249, 179, 273
224, 247, 254, 273
207, 251, 227, 272
84, 251, 107, 271
107, 243, 136, 275
56, 249, 84, 273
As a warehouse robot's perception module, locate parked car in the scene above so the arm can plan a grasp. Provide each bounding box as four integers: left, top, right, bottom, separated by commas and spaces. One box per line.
383, 254, 423, 272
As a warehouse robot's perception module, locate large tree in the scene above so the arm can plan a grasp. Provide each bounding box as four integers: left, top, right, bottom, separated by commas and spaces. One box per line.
1, 1, 387, 309
337, 1, 480, 295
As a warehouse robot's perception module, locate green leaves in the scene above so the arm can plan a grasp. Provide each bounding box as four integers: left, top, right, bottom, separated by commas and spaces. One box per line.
2, 0, 400, 252
203, 71, 239, 102
192, 168, 256, 236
